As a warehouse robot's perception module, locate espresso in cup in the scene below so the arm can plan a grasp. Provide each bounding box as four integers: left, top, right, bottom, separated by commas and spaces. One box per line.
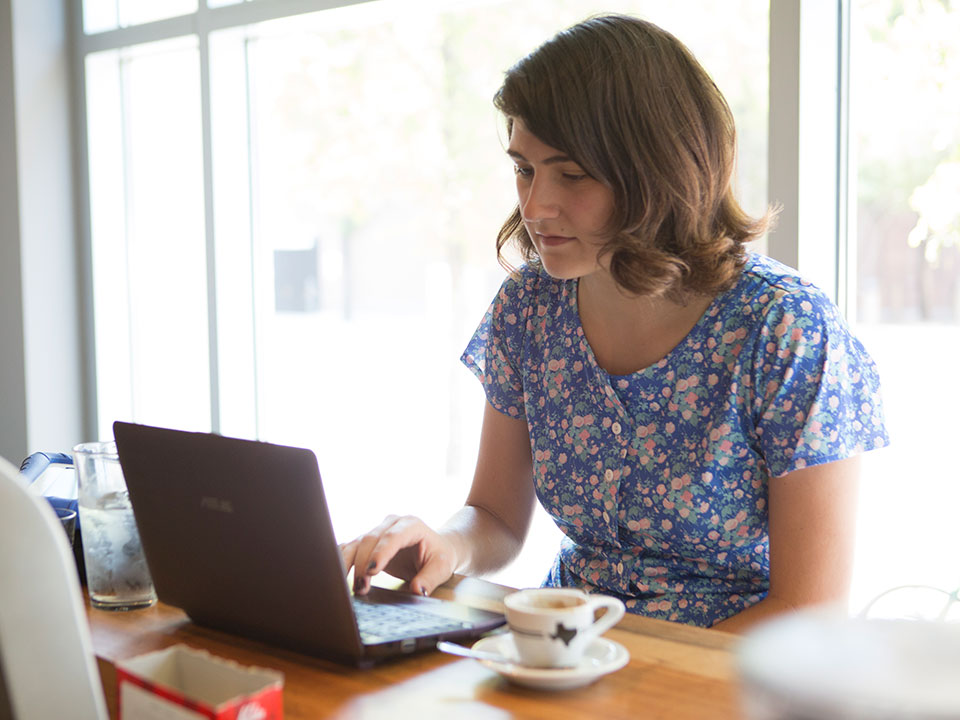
524, 596, 583, 610
504, 588, 626, 668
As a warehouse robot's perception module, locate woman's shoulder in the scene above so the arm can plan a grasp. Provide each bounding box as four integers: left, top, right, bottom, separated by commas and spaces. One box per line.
734, 252, 840, 320
739, 252, 820, 294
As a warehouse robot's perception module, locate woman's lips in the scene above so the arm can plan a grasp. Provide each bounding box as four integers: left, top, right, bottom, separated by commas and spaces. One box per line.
537, 234, 575, 247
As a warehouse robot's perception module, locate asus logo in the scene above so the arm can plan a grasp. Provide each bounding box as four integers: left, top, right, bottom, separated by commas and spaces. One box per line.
200, 496, 234, 513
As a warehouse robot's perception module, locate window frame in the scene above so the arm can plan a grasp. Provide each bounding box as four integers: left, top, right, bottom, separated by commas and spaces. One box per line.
767, 0, 851, 313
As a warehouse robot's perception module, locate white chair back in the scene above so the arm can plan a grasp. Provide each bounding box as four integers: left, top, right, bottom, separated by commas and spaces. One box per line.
0, 454, 107, 719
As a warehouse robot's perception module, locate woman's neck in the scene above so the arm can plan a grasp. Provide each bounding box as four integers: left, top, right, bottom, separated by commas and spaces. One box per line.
577, 271, 714, 375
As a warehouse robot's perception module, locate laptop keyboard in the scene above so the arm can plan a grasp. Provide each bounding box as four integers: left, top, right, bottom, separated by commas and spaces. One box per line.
353, 598, 472, 644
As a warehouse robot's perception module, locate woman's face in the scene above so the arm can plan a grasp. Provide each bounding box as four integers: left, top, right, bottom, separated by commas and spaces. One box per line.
507, 118, 615, 281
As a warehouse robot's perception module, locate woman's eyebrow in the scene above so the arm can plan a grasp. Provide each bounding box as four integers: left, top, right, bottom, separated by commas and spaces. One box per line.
506, 149, 576, 165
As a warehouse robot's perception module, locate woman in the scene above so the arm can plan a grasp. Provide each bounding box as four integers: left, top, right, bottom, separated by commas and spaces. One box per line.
340, 15, 888, 631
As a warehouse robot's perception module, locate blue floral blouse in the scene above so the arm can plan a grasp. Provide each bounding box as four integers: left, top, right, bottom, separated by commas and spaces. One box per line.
461, 253, 889, 626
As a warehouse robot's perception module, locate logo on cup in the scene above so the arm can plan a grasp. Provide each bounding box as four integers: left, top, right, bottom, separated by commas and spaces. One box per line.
511, 621, 579, 646
503, 588, 625, 668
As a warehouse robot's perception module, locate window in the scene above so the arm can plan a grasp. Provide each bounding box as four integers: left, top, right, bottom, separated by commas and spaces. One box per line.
79, 0, 768, 586
848, 0, 960, 618
86, 37, 210, 434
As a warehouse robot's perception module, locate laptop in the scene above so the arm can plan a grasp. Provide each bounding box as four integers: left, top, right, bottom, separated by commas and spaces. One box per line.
112, 421, 505, 666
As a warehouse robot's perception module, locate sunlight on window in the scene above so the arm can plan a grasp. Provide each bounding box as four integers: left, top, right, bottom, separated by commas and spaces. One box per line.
86, 37, 210, 439
850, 0, 960, 618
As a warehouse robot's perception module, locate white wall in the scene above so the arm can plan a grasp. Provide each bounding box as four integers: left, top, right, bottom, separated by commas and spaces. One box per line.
0, 0, 85, 465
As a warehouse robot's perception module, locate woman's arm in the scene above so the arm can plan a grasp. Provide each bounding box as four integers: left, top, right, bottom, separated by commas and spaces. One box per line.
711, 455, 861, 633
341, 401, 536, 596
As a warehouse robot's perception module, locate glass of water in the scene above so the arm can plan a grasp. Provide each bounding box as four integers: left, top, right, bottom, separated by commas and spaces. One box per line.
73, 440, 156, 610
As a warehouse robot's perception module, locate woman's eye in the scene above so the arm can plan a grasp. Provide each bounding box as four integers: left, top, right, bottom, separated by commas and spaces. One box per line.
513, 164, 533, 177
562, 172, 588, 181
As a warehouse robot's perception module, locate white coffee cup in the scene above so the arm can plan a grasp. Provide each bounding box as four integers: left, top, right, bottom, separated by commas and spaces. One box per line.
503, 588, 626, 668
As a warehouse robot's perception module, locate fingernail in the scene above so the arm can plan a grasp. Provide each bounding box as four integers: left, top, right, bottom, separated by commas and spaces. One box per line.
367, 561, 376, 572
421, 587, 428, 597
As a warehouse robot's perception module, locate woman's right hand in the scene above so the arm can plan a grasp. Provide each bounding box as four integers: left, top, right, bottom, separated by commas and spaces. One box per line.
341, 403, 536, 598
339, 514, 460, 597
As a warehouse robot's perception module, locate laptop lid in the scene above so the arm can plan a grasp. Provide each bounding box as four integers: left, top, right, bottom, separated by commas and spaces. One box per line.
112, 422, 503, 665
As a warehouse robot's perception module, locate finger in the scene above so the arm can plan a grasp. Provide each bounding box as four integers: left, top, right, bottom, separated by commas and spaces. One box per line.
364, 516, 432, 576
339, 540, 358, 576
350, 515, 403, 594
409, 552, 456, 597
407, 536, 458, 597
351, 534, 386, 594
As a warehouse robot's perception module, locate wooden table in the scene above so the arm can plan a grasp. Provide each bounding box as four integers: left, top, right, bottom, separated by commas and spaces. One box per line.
87, 576, 745, 719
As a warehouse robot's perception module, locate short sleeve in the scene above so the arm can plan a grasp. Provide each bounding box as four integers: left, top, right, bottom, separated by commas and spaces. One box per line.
460, 270, 534, 419
750, 286, 889, 477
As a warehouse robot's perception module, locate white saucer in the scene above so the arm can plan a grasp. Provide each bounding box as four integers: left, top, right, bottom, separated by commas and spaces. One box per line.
471, 634, 630, 690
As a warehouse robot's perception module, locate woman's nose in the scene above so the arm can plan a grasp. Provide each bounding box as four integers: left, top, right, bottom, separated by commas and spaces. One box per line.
520, 177, 560, 222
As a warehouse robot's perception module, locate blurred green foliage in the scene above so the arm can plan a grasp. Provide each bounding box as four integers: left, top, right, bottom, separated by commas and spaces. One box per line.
856, 0, 960, 263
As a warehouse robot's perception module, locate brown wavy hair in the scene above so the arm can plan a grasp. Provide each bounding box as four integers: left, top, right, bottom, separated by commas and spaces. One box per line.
493, 14, 775, 299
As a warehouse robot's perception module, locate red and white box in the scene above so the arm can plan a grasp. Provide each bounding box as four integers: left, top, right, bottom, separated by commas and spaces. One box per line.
116, 644, 283, 720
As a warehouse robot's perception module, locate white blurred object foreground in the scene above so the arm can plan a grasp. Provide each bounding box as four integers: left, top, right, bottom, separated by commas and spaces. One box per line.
737, 608, 960, 719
